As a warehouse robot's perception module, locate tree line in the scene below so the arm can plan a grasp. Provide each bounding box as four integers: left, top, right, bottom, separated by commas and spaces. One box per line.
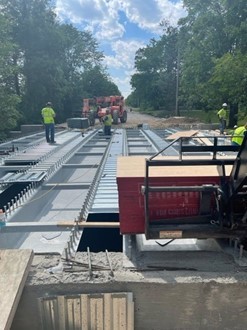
127, 0, 247, 127
0, 0, 120, 139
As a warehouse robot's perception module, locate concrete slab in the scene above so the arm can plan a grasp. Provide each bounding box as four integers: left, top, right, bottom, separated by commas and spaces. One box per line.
136, 234, 222, 252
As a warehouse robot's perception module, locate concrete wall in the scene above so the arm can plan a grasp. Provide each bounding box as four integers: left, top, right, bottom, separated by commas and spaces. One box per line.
11, 281, 247, 330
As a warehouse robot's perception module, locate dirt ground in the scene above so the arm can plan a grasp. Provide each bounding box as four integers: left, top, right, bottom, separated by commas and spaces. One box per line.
116, 109, 202, 129
73, 109, 203, 131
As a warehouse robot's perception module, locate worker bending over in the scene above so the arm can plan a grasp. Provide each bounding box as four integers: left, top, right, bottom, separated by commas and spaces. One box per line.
231, 124, 247, 146
102, 109, 113, 136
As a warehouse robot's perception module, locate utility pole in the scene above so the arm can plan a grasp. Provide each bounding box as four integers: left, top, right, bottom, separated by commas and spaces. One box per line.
175, 48, 180, 116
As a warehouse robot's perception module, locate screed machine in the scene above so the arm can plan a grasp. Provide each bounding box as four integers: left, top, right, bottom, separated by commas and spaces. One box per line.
117, 135, 247, 245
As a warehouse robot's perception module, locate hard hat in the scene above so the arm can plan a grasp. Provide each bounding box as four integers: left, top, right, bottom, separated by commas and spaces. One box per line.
222, 103, 227, 107
234, 125, 238, 129
46, 102, 52, 106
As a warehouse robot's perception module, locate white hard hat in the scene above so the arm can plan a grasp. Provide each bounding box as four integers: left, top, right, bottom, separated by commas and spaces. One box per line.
222, 103, 227, 107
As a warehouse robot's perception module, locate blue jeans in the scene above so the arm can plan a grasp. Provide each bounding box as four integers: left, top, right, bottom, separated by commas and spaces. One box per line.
219, 118, 226, 134
104, 125, 111, 135
45, 123, 55, 143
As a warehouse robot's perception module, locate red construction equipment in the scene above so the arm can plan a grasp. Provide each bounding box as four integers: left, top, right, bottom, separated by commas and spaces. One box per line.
82, 96, 127, 126
117, 135, 247, 241
82, 98, 96, 126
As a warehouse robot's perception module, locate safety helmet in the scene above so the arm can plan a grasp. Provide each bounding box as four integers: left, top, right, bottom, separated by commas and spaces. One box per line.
222, 103, 227, 107
46, 102, 52, 106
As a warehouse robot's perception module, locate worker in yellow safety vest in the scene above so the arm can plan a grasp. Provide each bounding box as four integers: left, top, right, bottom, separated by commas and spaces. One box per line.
41, 102, 56, 143
217, 103, 228, 134
231, 124, 247, 146
102, 109, 113, 136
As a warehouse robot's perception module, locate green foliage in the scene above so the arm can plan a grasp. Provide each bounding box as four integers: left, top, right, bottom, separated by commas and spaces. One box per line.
0, 93, 21, 139
0, 11, 21, 139
129, 0, 247, 115
130, 27, 179, 112
82, 66, 121, 98
0, 0, 119, 132
210, 52, 247, 104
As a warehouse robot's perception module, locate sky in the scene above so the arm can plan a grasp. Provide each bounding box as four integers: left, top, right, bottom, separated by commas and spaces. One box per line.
55, 0, 187, 98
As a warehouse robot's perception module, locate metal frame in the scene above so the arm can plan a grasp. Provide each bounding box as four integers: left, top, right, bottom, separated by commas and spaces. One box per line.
143, 135, 245, 240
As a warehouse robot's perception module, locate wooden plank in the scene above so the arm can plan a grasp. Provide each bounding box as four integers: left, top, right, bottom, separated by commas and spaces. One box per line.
0, 249, 34, 330
166, 130, 199, 140
194, 136, 213, 146
117, 156, 233, 178
57, 221, 120, 228
40, 293, 134, 330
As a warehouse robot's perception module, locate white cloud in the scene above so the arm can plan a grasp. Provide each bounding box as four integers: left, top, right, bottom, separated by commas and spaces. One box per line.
55, 0, 186, 41
104, 40, 146, 97
104, 40, 145, 70
55, 0, 187, 97
118, 0, 186, 34
112, 74, 133, 98
55, 0, 124, 40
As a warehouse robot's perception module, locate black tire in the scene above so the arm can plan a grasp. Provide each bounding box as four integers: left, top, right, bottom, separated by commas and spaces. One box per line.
120, 110, 127, 123
112, 110, 118, 124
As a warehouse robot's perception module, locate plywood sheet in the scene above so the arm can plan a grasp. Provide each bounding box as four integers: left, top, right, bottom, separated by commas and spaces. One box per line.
0, 249, 34, 330
195, 137, 213, 146
117, 156, 233, 178
166, 130, 198, 140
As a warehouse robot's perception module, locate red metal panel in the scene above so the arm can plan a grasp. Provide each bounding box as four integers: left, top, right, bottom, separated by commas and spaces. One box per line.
117, 176, 225, 234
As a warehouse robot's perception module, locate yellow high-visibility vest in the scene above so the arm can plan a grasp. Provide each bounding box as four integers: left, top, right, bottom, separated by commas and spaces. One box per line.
41, 107, 55, 124
217, 108, 226, 119
104, 114, 113, 126
232, 126, 246, 145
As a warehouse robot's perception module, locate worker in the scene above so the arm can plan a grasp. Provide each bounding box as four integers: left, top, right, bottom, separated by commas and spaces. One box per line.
0, 209, 5, 227
102, 109, 113, 136
217, 103, 228, 134
231, 124, 247, 146
41, 102, 56, 143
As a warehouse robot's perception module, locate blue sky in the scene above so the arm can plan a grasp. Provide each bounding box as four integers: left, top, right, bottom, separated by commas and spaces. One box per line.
55, 0, 187, 98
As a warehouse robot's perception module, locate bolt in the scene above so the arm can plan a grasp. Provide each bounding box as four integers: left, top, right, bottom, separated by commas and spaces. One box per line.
67, 242, 71, 256
7, 202, 11, 215
70, 234, 74, 251
234, 239, 238, 254
239, 244, 244, 259
65, 248, 69, 261
71, 228, 76, 243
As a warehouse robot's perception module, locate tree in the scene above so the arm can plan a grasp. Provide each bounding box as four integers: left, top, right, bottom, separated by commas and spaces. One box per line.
82, 66, 120, 98
210, 52, 247, 126
178, 0, 247, 112
1, 0, 113, 126
130, 27, 179, 112
0, 12, 21, 139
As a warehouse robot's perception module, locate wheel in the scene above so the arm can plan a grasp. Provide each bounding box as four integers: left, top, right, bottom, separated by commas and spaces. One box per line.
120, 110, 127, 123
112, 111, 118, 124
